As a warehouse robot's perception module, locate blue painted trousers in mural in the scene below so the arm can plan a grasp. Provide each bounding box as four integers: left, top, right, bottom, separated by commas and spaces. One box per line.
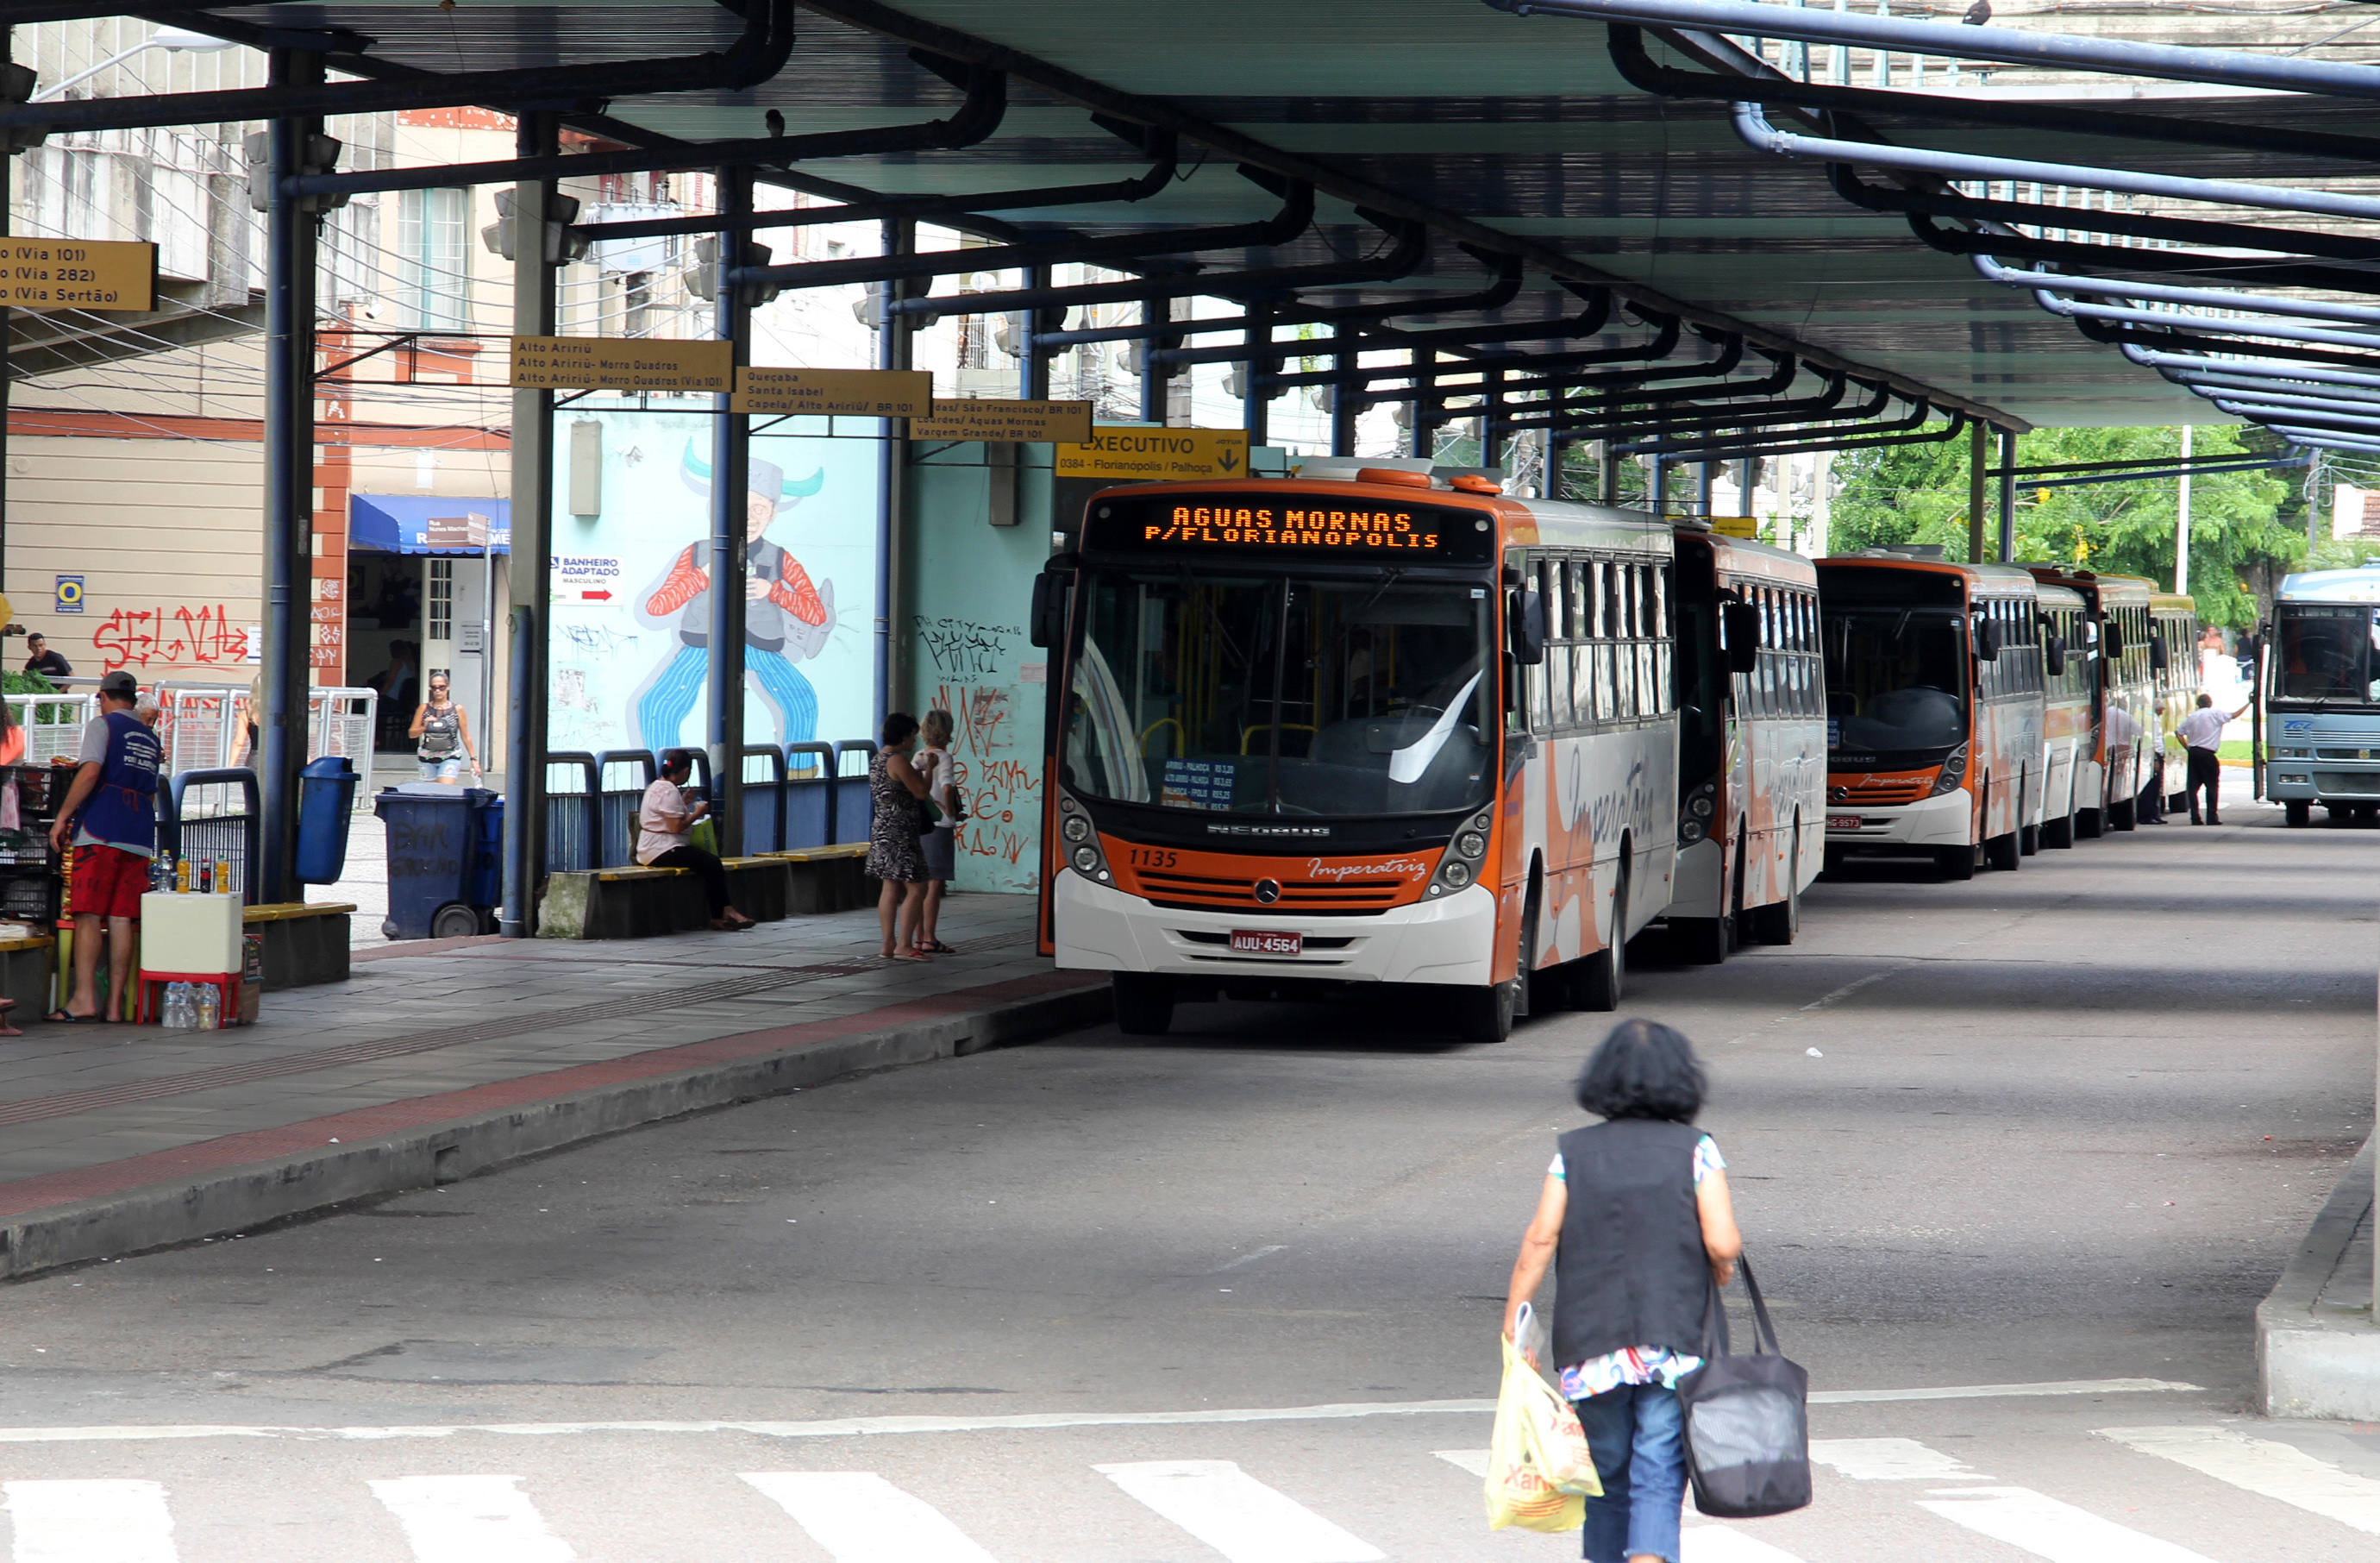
635, 643, 820, 751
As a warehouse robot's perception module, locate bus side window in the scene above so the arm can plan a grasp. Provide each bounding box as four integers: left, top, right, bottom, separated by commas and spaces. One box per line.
1544, 557, 1574, 731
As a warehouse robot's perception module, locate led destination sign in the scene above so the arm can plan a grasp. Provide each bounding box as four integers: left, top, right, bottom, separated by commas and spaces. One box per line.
1085, 496, 1496, 564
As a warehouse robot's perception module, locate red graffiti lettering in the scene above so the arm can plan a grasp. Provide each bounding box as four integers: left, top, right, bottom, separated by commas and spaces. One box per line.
94, 606, 251, 672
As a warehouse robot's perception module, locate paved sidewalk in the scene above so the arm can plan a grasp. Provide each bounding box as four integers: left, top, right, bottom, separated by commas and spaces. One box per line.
0, 893, 1104, 1278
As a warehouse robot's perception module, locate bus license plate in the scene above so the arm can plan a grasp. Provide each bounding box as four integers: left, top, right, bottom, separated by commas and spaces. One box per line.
1827, 813, 1862, 832
1231, 929, 1302, 957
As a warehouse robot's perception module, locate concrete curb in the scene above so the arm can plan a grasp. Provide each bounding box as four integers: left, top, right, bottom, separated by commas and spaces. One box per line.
0, 979, 1109, 1283
2258, 1133, 2377, 1420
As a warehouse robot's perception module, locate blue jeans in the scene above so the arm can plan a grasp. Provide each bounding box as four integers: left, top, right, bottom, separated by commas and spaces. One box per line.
1572, 1384, 1686, 1563
636, 644, 822, 750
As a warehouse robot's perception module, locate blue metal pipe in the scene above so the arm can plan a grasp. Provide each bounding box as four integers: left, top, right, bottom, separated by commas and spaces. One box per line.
1492, 0, 2380, 101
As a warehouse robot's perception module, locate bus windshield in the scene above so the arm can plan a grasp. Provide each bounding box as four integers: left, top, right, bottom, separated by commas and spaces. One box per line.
1824, 609, 1967, 754
1062, 567, 1497, 816
2277, 603, 2380, 703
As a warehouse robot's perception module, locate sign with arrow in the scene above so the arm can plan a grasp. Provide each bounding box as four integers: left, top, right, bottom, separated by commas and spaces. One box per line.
552, 556, 623, 603
1055, 425, 1252, 483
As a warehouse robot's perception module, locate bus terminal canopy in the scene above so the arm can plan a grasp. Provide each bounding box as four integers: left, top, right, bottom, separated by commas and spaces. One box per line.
36, 0, 2380, 442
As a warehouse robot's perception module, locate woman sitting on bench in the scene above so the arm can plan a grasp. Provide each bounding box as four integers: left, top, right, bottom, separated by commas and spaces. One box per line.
638, 750, 755, 932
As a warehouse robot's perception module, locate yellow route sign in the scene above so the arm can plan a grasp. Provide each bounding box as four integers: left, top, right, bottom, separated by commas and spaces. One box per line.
509, 336, 734, 393
1, 239, 155, 311
910, 399, 1094, 444
1055, 425, 1250, 483
734, 367, 934, 417
1709, 515, 1760, 539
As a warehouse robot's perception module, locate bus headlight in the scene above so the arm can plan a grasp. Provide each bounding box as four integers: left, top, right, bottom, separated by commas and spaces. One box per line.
1059, 791, 1112, 882
1680, 780, 1717, 843
1426, 809, 1494, 897
1930, 743, 1970, 797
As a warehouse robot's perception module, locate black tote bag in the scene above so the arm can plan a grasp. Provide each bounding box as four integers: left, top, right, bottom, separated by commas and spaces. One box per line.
1676, 1256, 1811, 1518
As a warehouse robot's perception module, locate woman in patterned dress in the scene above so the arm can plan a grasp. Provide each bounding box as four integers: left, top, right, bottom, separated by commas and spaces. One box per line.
867, 712, 934, 961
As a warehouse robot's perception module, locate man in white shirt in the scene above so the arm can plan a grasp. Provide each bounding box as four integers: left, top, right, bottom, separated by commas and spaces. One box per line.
637, 749, 753, 930
2177, 691, 2250, 825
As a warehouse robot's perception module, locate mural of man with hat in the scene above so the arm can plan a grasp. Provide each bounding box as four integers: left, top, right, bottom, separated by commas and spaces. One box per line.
631, 443, 835, 750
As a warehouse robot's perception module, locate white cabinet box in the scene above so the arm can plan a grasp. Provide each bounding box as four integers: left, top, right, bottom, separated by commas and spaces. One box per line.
139, 891, 241, 976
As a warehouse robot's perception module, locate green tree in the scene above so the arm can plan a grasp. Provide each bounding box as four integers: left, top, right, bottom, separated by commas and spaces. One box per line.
1827, 425, 2301, 626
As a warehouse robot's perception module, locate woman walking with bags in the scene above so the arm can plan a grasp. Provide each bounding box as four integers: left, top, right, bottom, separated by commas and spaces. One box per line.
1503, 1019, 1743, 1563
867, 712, 935, 962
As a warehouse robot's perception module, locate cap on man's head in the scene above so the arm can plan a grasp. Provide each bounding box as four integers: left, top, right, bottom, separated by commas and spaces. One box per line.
98, 670, 139, 700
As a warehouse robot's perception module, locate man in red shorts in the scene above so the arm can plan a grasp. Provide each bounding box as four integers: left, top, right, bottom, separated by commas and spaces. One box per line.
48, 670, 164, 1021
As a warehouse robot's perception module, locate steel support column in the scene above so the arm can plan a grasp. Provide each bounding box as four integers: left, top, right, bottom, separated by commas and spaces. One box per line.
707, 166, 753, 852
258, 51, 320, 905
1968, 420, 1989, 565
1997, 427, 2018, 562
1243, 305, 1270, 447
501, 111, 558, 938
880, 217, 913, 727
1331, 325, 1357, 457
1140, 293, 1168, 425
1021, 264, 1051, 401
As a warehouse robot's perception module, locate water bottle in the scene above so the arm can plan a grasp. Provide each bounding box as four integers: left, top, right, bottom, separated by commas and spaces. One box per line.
197, 983, 220, 1032
163, 982, 187, 1030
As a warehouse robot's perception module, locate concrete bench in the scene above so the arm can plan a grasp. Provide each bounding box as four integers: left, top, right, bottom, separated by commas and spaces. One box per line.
242, 902, 356, 990
760, 843, 874, 914
0, 933, 54, 1017
537, 854, 778, 939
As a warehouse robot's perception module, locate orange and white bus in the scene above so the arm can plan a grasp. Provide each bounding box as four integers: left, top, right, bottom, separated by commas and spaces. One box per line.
1031, 468, 1677, 1043
2020, 571, 2095, 848
1818, 551, 2045, 881
1665, 526, 1825, 962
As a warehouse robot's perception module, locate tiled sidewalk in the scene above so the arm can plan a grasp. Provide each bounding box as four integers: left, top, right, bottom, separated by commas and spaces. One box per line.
0, 893, 1099, 1274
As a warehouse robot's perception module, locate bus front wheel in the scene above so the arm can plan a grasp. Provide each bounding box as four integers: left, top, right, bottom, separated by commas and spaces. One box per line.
1111, 973, 1174, 1037
2109, 794, 2138, 831
1985, 831, 2021, 872
1936, 844, 1979, 881
2076, 807, 2105, 839
2285, 800, 2312, 828
1575, 872, 1630, 1013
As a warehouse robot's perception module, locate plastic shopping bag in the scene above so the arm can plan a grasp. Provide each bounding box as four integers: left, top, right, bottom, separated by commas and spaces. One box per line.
1485, 1307, 1600, 1532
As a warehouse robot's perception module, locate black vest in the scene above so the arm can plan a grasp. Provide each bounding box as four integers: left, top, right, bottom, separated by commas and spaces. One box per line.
1552, 1119, 1713, 1369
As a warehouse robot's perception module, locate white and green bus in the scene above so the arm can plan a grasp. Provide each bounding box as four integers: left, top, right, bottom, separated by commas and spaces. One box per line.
2265, 563, 2380, 826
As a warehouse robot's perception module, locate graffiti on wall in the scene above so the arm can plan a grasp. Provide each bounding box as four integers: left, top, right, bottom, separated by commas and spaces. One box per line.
94, 606, 251, 671
920, 618, 1040, 871
916, 616, 1021, 680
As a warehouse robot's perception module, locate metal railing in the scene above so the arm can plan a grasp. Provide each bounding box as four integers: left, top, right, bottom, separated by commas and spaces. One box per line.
163, 768, 261, 906
741, 744, 786, 855
543, 751, 599, 874
786, 741, 836, 848
833, 740, 879, 846
593, 749, 657, 869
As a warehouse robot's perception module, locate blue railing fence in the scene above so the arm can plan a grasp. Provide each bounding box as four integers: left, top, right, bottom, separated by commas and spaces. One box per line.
542, 752, 599, 874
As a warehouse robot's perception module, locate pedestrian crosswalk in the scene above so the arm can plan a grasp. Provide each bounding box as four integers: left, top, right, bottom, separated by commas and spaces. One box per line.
0, 1424, 2375, 1559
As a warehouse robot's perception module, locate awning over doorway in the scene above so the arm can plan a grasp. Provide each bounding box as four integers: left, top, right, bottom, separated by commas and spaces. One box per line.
350, 495, 512, 556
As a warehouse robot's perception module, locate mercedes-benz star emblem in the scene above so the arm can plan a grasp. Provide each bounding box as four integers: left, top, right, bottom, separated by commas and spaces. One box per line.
1253, 879, 1281, 904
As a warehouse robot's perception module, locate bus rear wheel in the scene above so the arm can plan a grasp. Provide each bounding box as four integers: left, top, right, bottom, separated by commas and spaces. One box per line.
2109, 794, 2138, 831
1111, 972, 1174, 1037
1674, 918, 1727, 964
2044, 805, 2076, 849
2076, 807, 2105, 839
2285, 800, 2312, 828
1985, 830, 2021, 871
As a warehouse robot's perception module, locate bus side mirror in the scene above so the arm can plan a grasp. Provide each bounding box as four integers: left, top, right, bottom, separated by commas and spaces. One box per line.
2045, 635, 2066, 678
2101, 621, 2124, 659
1974, 618, 2002, 662
1029, 570, 1068, 649
1512, 587, 1547, 665
2149, 633, 2170, 672
1722, 600, 1761, 675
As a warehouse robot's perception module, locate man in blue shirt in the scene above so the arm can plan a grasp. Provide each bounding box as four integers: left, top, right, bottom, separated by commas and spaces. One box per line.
48, 670, 163, 1021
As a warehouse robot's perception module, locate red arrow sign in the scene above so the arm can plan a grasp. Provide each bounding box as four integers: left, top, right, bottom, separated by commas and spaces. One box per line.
580, 589, 612, 601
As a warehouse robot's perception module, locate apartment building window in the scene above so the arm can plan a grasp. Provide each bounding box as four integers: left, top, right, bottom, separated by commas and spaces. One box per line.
398, 187, 468, 331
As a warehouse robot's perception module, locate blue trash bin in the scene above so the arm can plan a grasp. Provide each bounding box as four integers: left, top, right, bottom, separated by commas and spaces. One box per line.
373, 784, 501, 941
295, 756, 359, 885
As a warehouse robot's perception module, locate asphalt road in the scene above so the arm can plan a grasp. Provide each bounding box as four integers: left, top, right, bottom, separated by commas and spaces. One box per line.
5, 797, 2377, 1562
